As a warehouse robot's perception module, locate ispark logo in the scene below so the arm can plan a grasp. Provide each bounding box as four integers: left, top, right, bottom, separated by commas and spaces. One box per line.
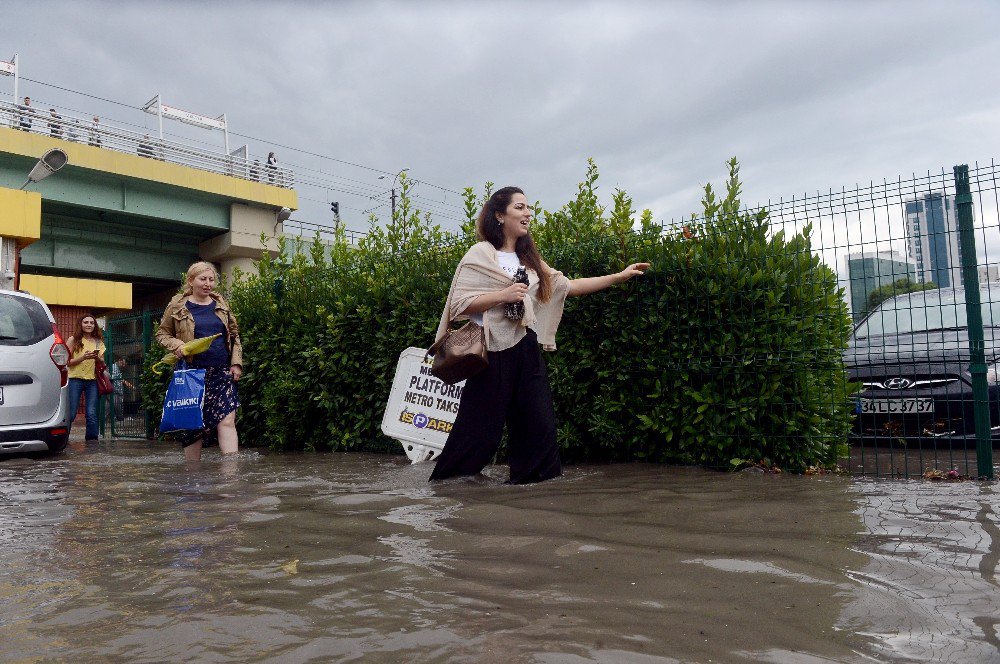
399, 409, 453, 433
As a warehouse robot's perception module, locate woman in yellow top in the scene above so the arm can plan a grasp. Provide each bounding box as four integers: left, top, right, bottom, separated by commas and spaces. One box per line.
66, 314, 106, 442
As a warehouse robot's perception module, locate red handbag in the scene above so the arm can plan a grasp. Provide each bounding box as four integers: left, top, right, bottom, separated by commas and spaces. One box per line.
95, 358, 114, 396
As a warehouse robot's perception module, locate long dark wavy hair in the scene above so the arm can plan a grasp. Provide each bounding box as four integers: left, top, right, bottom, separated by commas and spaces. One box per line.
70, 314, 103, 356
475, 186, 552, 302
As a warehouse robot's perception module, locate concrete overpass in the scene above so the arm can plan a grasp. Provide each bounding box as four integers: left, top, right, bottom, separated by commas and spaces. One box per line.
0, 111, 297, 322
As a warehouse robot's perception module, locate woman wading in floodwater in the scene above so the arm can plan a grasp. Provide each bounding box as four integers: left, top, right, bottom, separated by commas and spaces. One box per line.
430, 187, 649, 484
156, 261, 243, 461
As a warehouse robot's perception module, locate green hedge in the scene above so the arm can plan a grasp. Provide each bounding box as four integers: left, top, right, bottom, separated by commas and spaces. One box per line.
145, 160, 854, 470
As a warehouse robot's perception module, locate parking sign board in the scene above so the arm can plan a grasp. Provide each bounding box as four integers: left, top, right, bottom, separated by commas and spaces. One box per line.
381, 347, 465, 464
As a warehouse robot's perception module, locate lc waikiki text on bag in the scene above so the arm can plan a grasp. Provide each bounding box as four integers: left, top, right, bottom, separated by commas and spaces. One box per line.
160, 361, 206, 432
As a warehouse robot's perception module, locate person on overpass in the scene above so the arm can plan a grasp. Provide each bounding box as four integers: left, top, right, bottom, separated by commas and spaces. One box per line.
17, 96, 34, 131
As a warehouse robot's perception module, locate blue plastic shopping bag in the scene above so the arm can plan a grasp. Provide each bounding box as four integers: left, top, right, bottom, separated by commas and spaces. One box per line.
160, 361, 206, 432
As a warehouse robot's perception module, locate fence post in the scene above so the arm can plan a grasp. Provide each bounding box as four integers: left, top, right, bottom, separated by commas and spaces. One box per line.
954, 164, 994, 479
104, 319, 115, 438
142, 311, 155, 440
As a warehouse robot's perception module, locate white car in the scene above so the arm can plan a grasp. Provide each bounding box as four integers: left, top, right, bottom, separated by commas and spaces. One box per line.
0, 290, 71, 455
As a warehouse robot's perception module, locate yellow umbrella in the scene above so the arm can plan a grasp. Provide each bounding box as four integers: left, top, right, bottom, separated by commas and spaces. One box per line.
151, 334, 222, 375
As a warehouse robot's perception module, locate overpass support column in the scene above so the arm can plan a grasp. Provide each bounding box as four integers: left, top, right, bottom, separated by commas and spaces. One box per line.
200, 203, 283, 284
0, 187, 41, 291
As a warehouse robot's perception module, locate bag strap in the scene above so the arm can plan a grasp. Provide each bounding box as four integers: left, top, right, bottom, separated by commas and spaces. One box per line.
430, 264, 492, 356
426, 329, 451, 360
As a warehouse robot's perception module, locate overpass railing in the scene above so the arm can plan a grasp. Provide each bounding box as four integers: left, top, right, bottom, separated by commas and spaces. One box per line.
0, 100, 294, 189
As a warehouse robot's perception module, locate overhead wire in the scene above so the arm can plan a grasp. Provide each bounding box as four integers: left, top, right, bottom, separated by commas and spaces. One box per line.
295, 191, 466, 225
292, 170, 464, 210
291, 176, 465, 222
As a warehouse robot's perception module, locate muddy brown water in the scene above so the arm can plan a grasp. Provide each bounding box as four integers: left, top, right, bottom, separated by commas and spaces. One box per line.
0, 442, 997, 663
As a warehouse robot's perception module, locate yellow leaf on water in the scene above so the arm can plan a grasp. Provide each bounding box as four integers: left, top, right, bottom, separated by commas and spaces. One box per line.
281, 559, 299, 575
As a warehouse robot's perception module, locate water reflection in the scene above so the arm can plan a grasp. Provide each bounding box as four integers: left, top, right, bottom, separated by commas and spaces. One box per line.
683, 558, 837, 585
844, 481, 1000, 662
0, 443, 997, 662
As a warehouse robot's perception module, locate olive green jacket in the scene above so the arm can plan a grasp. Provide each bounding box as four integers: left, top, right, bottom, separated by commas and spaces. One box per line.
155, 292, 243, 368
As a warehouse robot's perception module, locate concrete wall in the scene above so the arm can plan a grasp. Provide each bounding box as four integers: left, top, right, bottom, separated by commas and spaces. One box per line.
200, 203, 282, 282
20, 212, 200, 282
0, 186, 41, 244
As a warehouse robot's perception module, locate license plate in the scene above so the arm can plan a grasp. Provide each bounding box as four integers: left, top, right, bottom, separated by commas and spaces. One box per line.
859, 398, 934, 414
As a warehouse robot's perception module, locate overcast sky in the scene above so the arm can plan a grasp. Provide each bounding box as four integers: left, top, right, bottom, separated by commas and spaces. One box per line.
3, 1, 999, 239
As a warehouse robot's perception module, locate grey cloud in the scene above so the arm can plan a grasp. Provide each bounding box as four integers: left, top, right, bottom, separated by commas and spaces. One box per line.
1, 0, 998, 233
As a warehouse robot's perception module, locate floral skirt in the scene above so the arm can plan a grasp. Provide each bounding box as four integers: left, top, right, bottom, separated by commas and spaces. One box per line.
177, 366, 239, 448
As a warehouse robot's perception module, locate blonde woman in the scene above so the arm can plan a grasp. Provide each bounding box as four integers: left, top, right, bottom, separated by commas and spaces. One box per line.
156, 261, 243, 460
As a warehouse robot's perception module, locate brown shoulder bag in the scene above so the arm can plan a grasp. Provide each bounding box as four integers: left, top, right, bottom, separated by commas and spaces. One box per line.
426, 317, 488, 386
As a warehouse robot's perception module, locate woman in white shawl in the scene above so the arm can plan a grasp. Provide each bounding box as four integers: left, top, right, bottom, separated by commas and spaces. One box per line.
430, 186, 649, 484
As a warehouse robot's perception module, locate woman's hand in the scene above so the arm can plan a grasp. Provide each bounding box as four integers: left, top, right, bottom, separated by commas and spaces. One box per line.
172, 346, 187, 360
229, 365, 242, 381
616, 262, 651, 283
498, 282, 529, 304
462, 283, 529, 315
569, 263, 651, 297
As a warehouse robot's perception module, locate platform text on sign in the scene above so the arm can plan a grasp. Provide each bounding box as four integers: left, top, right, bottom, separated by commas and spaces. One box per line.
407, 375, 463, 400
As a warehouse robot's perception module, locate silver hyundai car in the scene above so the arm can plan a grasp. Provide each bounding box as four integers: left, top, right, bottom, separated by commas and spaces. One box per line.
0, 290, 71, 455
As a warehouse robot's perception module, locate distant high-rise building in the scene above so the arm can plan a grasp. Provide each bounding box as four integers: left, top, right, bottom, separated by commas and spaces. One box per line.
904, 193, 963, 288
846, 250, 916, 322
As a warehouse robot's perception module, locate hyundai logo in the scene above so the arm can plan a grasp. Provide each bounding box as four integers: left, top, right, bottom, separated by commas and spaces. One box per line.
884, 377, 914, 390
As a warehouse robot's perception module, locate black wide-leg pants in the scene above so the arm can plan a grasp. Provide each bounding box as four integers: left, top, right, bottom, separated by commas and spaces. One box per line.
429, 329, 562, 484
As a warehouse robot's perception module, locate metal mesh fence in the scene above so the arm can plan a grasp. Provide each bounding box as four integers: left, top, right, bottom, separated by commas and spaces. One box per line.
104, 310, 162, 440
499, 162, 1000, 478
703, 162, 1000, 478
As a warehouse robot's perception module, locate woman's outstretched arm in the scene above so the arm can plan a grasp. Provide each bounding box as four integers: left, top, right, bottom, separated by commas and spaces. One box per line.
568, 263, 650, 298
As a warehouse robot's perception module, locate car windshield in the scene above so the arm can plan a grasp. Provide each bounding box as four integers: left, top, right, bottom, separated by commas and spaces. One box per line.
855, 288, 1000, 337
0, 294, 51, 347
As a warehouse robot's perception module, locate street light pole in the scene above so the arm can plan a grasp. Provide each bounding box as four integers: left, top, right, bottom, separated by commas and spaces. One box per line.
19, 148, 68, 190
2, 149, 68, 290
379, 168, 409, 221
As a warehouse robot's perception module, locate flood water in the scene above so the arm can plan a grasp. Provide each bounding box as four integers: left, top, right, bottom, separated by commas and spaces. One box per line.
0, 442, 997, 663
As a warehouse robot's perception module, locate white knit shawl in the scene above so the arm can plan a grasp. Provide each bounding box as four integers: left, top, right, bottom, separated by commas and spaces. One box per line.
435, 241, 571, 352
